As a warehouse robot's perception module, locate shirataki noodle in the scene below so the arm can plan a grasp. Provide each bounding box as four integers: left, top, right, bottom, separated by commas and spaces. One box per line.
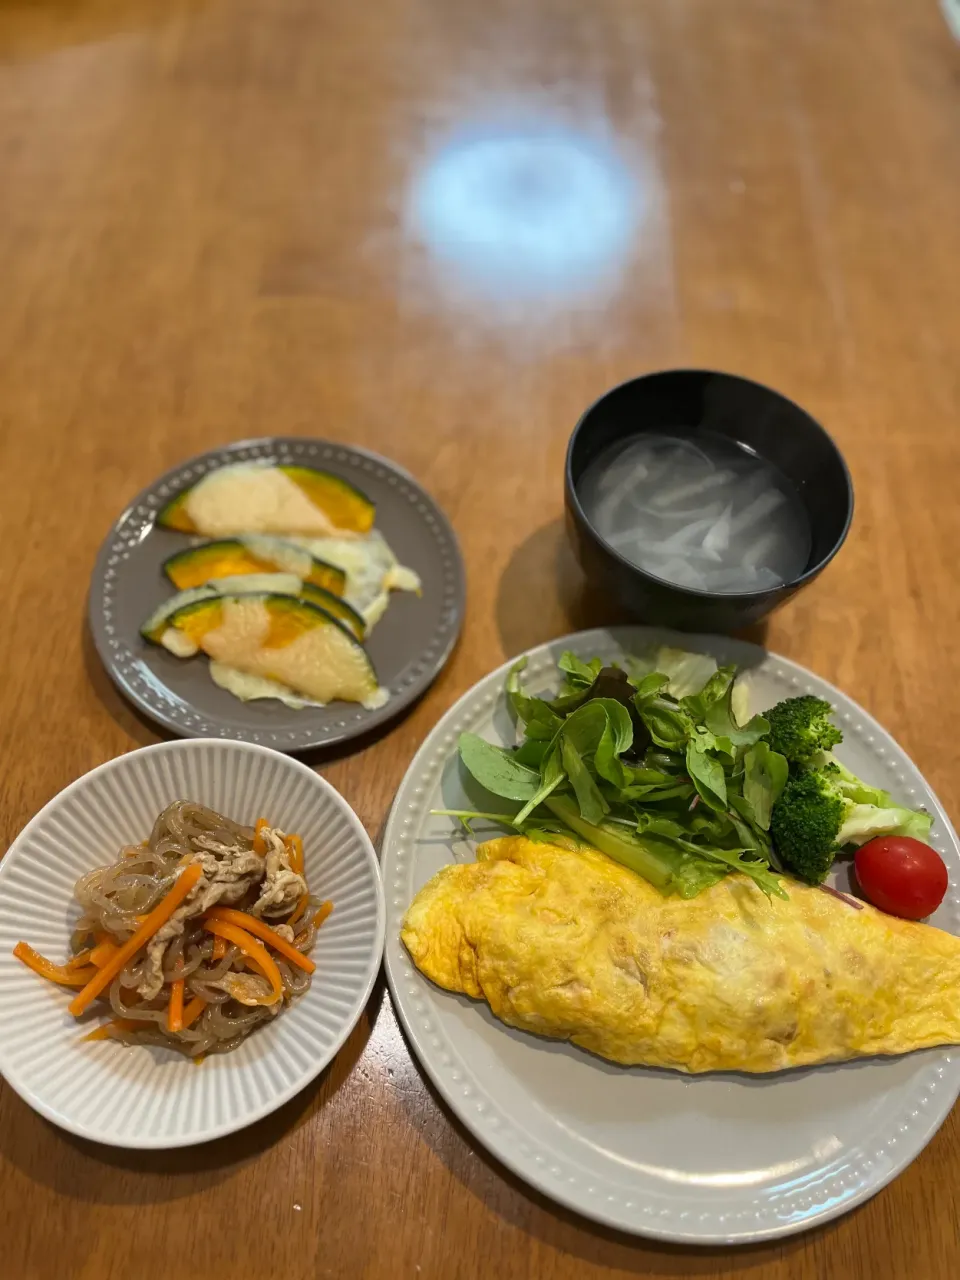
14, 801, 332, 1058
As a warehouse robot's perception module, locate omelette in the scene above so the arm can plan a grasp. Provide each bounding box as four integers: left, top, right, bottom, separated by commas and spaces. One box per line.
401, 836, 960, 1074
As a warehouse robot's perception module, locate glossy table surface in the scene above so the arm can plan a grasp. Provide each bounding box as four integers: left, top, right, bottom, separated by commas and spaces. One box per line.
2, 2, 960, 1277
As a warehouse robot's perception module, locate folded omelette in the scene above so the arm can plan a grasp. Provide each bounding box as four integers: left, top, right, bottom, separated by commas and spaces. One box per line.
401, 836, 960, 1074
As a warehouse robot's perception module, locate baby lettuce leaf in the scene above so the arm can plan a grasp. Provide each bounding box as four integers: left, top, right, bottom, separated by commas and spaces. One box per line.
629, 647, 718, 700
557, 652, 604, 687
685, 738, 728, 811
514, 742, 566, 824
636, 697, 692, 751
741, 742, 789, 830
506, 660, 564, 740
560, 737, 608, 825
513, 739, 550, 769
458, 733, 541, 801
704, 680, 769, 747
679, 665, 736, 723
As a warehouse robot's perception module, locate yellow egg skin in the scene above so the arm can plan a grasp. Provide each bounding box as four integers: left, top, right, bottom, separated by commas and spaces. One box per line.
402, 837, 960, 1074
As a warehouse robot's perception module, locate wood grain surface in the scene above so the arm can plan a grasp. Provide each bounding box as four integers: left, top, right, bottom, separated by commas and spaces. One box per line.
2, 1, 960, 1276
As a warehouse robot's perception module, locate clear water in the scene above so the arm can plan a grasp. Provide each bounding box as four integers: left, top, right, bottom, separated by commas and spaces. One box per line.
577, 431, 812, 594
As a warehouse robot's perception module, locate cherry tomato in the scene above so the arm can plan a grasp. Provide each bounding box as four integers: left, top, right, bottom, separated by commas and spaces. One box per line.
854, 836, 948, 920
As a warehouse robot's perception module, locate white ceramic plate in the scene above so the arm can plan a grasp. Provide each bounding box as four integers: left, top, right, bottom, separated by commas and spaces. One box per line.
382, 627, 960, 1244
0, 739, 385, 1148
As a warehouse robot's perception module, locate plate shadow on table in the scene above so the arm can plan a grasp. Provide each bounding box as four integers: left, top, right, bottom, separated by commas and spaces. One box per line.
82, 621, 169, 750
0, 978, 384, 1204
388, 1009, 844, 1273
495, 519, 769, 658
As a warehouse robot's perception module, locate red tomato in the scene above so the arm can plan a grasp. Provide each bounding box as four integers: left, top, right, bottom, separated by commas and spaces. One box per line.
854, 836, 948, 920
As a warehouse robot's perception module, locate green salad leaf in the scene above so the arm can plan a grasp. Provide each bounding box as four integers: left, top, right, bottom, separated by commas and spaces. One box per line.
439, 646, 931, 904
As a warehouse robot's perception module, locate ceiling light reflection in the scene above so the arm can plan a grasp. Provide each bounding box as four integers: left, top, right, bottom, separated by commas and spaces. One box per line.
408, 125, 640, 306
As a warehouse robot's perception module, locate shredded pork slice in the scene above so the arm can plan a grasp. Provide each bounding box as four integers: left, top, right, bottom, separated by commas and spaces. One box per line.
135, 829, 307, 1000
249, 828, 307, 919
136, 841, 265, 1000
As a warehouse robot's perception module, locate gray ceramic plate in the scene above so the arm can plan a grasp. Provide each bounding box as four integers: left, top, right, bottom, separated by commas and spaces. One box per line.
88, 438, 465, 751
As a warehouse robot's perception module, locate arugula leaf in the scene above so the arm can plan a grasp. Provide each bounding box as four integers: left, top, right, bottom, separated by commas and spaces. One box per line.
514, 742, 566, 824
561, 737, 608, 824
458, 733, 540, 801
685, 739, 728, 811
742, 742, 789, 830
506, 659, 564, 740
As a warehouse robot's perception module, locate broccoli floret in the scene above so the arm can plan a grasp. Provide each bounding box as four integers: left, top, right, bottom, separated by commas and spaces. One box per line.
765, 696, 843, 765
770, 771, 843, 883
771, 764, 933, 884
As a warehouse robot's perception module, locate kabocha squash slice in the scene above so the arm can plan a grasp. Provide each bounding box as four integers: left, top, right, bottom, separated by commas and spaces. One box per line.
156, 464, 375, 536
162, 538, 346, 597
141, 576, 366, 643
149, 593, 385, 708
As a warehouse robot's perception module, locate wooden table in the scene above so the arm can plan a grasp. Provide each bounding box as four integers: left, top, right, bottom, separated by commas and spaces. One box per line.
2, 1, 959, 1276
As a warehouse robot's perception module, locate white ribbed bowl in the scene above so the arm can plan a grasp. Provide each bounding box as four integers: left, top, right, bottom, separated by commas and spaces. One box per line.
0, 740, 385, 1148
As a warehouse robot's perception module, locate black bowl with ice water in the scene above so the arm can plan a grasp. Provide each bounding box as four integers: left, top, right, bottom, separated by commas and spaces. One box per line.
565, 369, 854, 633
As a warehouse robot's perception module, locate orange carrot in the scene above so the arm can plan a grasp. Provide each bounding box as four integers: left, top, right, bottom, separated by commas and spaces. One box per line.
253, 817, 270, 855
181, 995, 206, 1029
14, 943, 100, 988
212, 936, 228, 961
66, 948, 95, 970
285, 833, 304, 876
167, 979, 185, 1032
204, 907, 316, 974
68, 863, 203, 1017
88, 939, 119, 968
287, 894, 309, 929
312, 901, 333, 929
203, 919, 283, 1005
83, 1018, 141, 1042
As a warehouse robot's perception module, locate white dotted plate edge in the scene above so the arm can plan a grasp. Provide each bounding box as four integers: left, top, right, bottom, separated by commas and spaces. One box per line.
381, 625, 960, 1244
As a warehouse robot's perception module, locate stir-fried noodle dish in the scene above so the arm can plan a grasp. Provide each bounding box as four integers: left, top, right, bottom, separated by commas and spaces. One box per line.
14, 801, 332, 1058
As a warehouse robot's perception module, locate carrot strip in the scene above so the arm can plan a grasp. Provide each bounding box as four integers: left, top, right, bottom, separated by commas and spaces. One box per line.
212, 936, 228, 961
204, 907, 315, 974
14, 943, 100, 988
181, 995, 206, 1029
287, 894, 309, 929
167, 979, 185, 1032
253, 817, 270, 855
83, 1018, 141, 1042
203, 919, 283, 1005
68, 863, 203, 1017
285, 833, 304, 876
88, 939, 119, 968
66, 948, 95, 970
312, 901, 333, 929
